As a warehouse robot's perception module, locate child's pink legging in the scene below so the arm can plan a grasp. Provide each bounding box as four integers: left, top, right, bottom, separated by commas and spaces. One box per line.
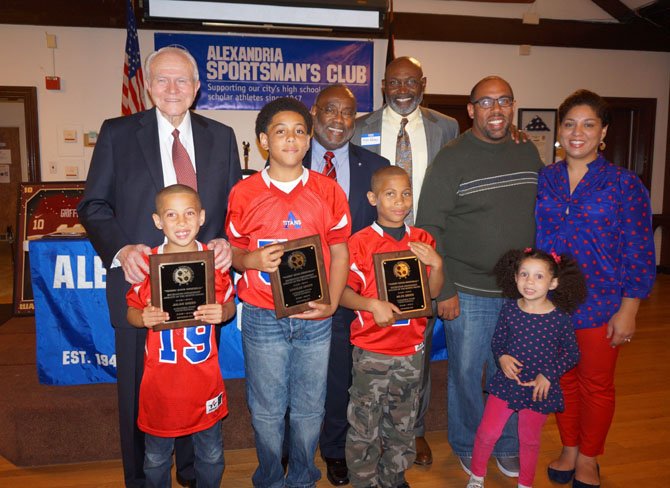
471, 394, 548, 487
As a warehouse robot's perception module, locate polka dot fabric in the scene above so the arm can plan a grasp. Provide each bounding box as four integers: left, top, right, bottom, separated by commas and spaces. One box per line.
488, 300, 579, 414
535, 155, 655, 330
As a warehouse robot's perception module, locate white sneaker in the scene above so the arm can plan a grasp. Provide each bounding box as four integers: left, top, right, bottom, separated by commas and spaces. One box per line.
496, 456, 520, 477
466, 475, 485, 488
459, 456, 473, 476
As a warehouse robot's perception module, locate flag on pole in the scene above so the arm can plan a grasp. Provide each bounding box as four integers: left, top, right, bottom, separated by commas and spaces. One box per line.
122, 0, 146, 115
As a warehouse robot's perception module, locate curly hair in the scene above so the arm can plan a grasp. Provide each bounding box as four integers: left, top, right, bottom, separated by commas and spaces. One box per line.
494, 248, 587, 314
254, 97, 313, 138
558, 89, 611, 128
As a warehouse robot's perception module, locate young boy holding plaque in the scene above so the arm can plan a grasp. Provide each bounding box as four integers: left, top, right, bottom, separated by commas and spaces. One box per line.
126, 184, 235, 488
339, 166, 443, 488
225, 97, 351, 487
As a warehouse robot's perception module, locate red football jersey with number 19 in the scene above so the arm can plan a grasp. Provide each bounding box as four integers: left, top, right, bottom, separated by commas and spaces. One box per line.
348, 223, 435, 356
126, 242, 234, 437
226, 168, 351, 310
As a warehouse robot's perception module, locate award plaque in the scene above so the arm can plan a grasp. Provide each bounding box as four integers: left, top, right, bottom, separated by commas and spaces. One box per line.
270, 235, 330, 319
373, 250, 431, 320
149, 250, 215, 330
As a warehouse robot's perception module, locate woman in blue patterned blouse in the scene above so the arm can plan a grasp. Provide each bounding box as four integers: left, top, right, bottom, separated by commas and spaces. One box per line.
535, 89, 655, 488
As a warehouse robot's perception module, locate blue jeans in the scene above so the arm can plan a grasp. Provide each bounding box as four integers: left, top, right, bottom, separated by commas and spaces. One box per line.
144, 421, 224, 488
444, 292, 518, 458
242, 303, 331, 488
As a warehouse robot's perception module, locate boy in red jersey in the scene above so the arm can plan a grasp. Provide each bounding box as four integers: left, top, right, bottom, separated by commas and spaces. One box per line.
226, 97, 351, 488
126, 184, 235, 488
340, 166, 444, 488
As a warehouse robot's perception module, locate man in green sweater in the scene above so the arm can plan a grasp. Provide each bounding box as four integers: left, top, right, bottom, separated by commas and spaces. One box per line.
415, 76, 543, 479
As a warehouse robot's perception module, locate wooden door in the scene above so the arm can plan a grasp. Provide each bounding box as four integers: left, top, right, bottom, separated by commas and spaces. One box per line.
422, 94, 471, 134
602, 97, 656, 191
0, 127, 21, 237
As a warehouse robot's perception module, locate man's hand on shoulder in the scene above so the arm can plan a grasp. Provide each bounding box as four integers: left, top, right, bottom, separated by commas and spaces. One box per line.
118, 244, 151, 284
208, 238, 233, 272
510, 124, 529, 144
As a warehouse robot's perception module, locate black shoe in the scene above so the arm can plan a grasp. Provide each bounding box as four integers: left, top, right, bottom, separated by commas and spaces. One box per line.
548, 466, 575, 484
176, 473, 197, 488
323, 457, 349, 486
572, 464, 600, 488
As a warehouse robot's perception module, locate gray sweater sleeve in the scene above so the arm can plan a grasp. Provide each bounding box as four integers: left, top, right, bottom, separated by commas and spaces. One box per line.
415, 150, 459, 301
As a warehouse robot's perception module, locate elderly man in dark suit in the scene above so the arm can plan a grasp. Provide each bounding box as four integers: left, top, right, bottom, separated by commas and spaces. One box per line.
78, 46, 242, 488
351, 56, 459, 466
303, 84, 389, 486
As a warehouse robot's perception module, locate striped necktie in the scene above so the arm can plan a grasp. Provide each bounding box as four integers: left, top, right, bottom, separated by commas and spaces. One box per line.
172, 128, 197, 190
323, 151, 337, 181
396, 117, 413, 225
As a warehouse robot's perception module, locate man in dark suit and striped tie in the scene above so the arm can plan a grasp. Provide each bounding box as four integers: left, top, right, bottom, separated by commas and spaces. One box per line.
78, 46, 241, 488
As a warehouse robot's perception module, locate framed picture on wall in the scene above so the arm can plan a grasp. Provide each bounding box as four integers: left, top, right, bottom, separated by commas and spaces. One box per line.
13, 182, 86, 315
518, 108, 557, 165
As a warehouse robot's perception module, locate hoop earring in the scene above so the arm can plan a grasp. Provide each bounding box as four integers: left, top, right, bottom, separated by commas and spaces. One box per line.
599, 140, 606, 151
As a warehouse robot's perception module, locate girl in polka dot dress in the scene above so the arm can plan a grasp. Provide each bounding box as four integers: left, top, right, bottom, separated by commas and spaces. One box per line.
466, 248, 587, 488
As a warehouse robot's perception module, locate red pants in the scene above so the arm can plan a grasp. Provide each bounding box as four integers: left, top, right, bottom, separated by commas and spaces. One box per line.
471, 394, 548, 487
556, 325, 619, 457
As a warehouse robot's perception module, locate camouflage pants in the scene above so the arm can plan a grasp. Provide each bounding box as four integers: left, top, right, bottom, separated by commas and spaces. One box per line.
345, 347, 423, 488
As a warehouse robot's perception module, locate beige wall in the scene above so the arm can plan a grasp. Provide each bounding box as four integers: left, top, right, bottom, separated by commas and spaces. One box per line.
0, 22, 668, 213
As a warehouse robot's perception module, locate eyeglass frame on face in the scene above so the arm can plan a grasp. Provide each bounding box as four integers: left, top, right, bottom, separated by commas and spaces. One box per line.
315, 104, 356, 119
385, 77, 425, 89
470, 96, 515, 109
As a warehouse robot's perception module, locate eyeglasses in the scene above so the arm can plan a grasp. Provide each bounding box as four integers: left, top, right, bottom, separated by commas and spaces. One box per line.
470, 96, 514, 109
385, 78, 423, 89
316, 105, 356, 119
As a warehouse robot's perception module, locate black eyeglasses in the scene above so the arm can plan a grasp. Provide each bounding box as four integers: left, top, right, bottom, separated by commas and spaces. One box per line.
470, 96, 514, 109
316, 105, 356, 119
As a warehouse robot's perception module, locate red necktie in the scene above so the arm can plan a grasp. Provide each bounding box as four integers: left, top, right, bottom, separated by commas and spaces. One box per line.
322, 151, 337, 181
172, 128, 197, 190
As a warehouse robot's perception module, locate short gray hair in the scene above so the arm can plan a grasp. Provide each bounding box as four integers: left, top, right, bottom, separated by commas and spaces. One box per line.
145, 46, 199, 83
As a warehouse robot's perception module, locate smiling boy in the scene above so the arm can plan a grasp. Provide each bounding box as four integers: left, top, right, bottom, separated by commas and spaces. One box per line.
339, 166, 443, 488
126, 184, 235, 488
225, 97, 351, 488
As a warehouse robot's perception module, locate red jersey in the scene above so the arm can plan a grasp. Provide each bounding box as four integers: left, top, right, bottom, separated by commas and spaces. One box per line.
126, 242, 234, 437
226, 168, 351, 310
347, 223, 436, 356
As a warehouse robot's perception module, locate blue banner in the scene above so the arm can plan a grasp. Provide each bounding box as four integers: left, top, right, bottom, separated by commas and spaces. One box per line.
31, 239, 117, 385
30, 239, 246, 385
154, 33, 374, 112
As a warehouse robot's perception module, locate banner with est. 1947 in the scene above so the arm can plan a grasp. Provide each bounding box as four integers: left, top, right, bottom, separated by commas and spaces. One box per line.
154, 33, 374, 112
29, 238, 246, 386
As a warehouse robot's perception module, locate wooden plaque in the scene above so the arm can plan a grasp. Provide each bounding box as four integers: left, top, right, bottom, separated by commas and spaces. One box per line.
373, 250, 431, 320
270, 235, 330, 319
149, 250, 215, 330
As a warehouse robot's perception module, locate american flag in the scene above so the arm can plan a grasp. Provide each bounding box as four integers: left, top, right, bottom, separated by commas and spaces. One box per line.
121, 0, 146, 115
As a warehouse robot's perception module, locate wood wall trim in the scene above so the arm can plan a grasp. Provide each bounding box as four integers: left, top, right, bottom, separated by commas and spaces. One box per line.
590, 0, 637, 23
393, 12, 670, 52
2, 1, 670, 50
